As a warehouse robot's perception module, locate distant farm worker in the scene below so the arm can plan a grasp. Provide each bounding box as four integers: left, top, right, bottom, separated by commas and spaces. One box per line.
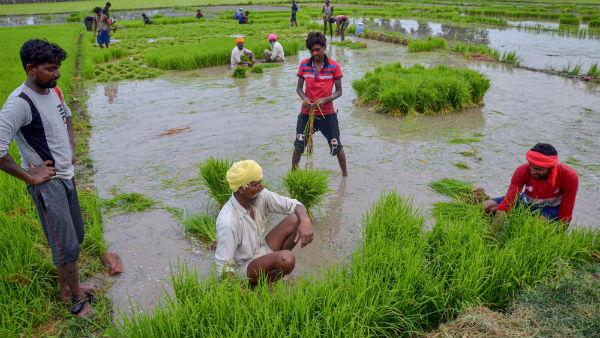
142, 13, 152, 25
231, 38, 255, 67
334, 15, 349, 40
83, 15, 94, 31
195, 9, 204, 19
322, 0, 334, 38
290, 0, 298, 27
292, 32, 347, 176
240, 11, 250, 24
483, 143, 579, 233
264, 34, 285, 63
92, 6, 110, 48
101, 2, 111, 18
234, 8, 243, 20
215, 160, 313, 284
0, 39, 96, 318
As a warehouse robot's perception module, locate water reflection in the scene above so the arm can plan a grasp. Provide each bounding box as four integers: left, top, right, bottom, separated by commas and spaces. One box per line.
104, 84, 119, 104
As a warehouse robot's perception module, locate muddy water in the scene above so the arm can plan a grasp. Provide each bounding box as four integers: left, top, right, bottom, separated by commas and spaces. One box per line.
359, 18, 600, 70
88, 38, 600, 313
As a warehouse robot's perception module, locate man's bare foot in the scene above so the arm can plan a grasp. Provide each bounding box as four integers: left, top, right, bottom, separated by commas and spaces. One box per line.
59, 282, 98, 303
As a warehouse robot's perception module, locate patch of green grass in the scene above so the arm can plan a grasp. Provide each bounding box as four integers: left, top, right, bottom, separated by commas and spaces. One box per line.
330, 39, 368, 49
353, 63, 490, 115
453, 161, 471, 169
408, 36, 448, 52
199, 157, 232, 207
282, 169, 329, 217
232, 66, 249, 78
562, 61, 584, 75
500, 50, 523, 65
559, 15, 581, 26
448, 137, 481, 144
102, 192, 155, 213
590, 20, 600, 28
182, 213, 217, 244
250, 65, 264, 73
586, 63, 599, 77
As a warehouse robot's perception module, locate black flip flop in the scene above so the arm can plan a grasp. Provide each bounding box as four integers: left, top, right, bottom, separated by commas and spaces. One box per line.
71, 292, 95, 315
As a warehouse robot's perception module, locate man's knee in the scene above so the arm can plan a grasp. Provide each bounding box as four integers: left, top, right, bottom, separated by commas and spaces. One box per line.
277, 250, 295, 273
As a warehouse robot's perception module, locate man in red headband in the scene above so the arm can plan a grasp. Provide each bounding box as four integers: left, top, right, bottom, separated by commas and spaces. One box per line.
483, 143, 579, 232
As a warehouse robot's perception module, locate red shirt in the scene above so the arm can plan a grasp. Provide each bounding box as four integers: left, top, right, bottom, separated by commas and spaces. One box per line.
497, 163, 579, 221
297, 55, 343, 115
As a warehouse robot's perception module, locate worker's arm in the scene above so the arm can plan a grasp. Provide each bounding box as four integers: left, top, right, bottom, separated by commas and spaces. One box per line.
293, 204, 313, 247
66, 116, 76, 164
557, 169, 579, 230
314, 78, 342, 108
215, 222, 237, 282
0, 155, 55, 185
296, 78, 312, 107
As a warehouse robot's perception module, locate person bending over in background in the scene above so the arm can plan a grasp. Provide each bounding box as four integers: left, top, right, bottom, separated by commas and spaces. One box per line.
215, 160, 313, 284
231, 38, 255, 67
483, 143, 579, 234
142, 13, 152, 25
335, 15, 349, 41
92, 6, 110, 48
264, 33, 285, 63
292, 32, 347, 177
195, 9, 204, 19
0, 39, 96, 318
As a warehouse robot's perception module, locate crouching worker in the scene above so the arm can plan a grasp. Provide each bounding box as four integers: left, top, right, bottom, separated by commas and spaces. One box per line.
483, 143, 579, 233
264, 33, 285, 63
0, 40, 95, 318
231, 38, 255, 67
215, 160, 313, 284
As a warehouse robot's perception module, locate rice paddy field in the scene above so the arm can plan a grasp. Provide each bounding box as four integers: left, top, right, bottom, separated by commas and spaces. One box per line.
1, 0, 600, 336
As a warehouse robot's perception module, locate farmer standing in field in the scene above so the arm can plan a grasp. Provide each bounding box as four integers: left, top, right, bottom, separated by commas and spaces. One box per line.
483, 143, 579, 233
215, 160, 313, 284
290, 0, 298, 27
101, 2, 111, 18
292, 32, 347, 177
92, 6, 110, 48
264, 34, 285, 63
231, 38, 255, 67
0, 39, 95, 318
322, 0, 334, 38
334, 15, 350, 40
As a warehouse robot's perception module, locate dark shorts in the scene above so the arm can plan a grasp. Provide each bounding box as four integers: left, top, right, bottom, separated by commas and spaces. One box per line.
97, 29, 110, 45
328, 17, 335, 24
27, 178, 85, 266
492, 193, 560, 221
294, 112, 343, 156
291, 12, 297, 20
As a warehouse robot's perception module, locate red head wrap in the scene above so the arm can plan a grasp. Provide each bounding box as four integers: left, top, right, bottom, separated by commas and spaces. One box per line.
526, 150, 559, 187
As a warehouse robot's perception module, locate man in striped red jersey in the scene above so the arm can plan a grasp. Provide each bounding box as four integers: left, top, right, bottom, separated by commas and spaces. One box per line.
292, 32, 347, 176
483, 143, 579, 232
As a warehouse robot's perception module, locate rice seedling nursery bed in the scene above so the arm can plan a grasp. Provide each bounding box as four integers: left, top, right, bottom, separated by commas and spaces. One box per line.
352, 63, 491, 115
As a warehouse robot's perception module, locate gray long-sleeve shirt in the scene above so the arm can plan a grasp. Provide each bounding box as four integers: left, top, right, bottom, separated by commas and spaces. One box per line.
0, 83, 74, 179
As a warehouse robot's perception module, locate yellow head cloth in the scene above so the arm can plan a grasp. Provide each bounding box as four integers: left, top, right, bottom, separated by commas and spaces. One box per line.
226, 160, 263, 192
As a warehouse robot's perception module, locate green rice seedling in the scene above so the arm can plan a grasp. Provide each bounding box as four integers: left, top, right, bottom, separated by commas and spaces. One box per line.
453, 161, 471, 169
352, 63, 490, 115
586, 63, 599, 77
589, 20, 600, 28
428, 178, 474, 201
232, 66, 248, 78
182, 213, 217, 244
282, 169, 329, 216
103, 192, 156, 213
199, 157, 232, 207
261, 63, 282, 69
448, 137, 481, 144
330, 39, 368, 49
408, 36, 448, 52
559, 15, 581, 26
431, 201, 485, 221
250, 64, 264, 73
500, 50, 523, 65
562, 61, 584, 75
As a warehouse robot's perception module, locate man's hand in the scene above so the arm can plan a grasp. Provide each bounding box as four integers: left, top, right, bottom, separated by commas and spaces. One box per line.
489, 210, 507, 237
294, 217, 313, 247
71, 152, 77, 164
301, 98, 312, 108
27, 160, 55, 185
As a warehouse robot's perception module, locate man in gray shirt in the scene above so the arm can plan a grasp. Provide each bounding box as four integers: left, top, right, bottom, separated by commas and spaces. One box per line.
0, 39, 94, 318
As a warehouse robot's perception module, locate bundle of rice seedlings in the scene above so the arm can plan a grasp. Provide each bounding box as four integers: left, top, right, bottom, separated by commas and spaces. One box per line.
282, 169, 329, 217
199, 157, 232, 207
250, 65, 264, 73
102, 192, 155, 213
428, 178, 490, 204
183, 213, 217, 247
232, 66, 248, 78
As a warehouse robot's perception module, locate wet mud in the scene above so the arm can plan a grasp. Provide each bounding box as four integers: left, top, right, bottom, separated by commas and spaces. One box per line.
87, 37, 600, 314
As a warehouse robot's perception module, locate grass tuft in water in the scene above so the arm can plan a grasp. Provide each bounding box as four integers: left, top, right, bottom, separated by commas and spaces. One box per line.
183, 213, 217, 244
199, 157, 232, 207
232, 66, 248, 78
282, 169, 329, 216
102, 192, 155, 213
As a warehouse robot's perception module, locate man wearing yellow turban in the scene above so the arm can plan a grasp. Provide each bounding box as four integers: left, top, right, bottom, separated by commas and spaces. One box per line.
215, 160, 313, 284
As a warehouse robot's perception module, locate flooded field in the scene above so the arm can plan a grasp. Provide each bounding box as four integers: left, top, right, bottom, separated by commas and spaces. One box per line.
87, 37, 600, 312
360, 18, 600, 70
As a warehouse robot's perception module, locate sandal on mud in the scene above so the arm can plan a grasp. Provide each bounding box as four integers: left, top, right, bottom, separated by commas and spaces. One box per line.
71, 293, 94, 315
